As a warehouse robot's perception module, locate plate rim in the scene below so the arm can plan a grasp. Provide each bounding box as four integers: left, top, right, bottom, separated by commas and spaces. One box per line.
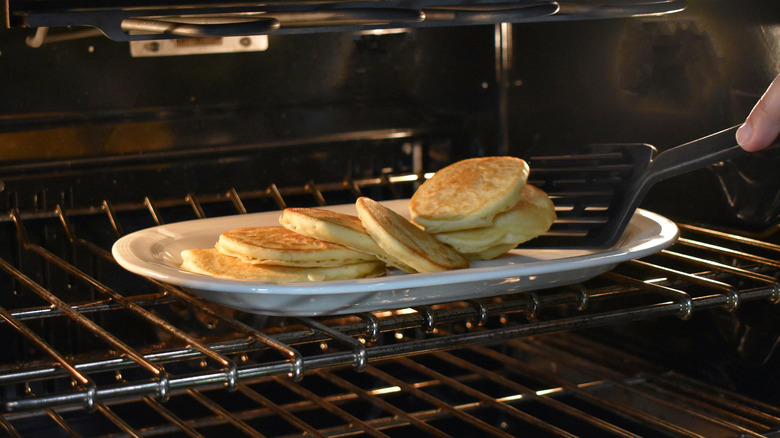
112, 202, 679, 298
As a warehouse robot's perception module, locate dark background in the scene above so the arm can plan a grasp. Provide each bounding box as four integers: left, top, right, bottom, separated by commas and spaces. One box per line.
1, 0, 779, 227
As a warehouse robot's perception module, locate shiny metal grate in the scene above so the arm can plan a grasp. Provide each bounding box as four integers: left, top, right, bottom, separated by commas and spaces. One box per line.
3, 334, 780, 437
1, 173, 779, 437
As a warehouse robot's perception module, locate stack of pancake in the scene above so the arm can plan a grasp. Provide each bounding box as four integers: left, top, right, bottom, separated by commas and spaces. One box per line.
280, 198, 468, 274
180, 226, 387, 283
180, 196, 469, 282
409, 156, 556, 260
180, 155, 555, 282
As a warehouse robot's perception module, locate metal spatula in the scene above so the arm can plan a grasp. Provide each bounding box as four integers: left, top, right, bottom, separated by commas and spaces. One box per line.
524, 125, 745, 248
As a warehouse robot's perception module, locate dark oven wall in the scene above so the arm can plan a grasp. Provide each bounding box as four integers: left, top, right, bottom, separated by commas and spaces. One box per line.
2, 1, 779, 233
506, 0, 780, 231
0, 23, 506, 216
0, 24, 499, 163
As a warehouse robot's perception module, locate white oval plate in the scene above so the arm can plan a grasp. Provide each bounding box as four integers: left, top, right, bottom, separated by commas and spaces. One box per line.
112, 200, 679, 316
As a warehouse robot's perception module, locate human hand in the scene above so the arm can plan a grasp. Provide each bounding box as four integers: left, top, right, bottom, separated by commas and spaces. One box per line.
736, 74, 780, 152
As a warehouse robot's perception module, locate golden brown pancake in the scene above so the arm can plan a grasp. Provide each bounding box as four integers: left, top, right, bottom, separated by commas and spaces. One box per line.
433, 184, 556, 256
356, 197, 469, 273
410, 156, 530, 233
217, 226, 377, 267
461, 243, 518, 261
181, 248, 386, 283
280, 208, 416, 273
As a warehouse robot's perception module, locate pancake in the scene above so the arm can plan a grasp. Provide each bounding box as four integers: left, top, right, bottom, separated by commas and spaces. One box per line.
356, 197, 469, 273
461, 243, 518, 261
181, 249, 386, 283
217, 226, 377, 267
433, 184, 556, 255
410, 156, 530, 233
280, 208, 417, 273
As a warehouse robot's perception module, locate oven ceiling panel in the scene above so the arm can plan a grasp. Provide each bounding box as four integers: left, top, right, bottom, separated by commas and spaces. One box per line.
5, 1, 687, 40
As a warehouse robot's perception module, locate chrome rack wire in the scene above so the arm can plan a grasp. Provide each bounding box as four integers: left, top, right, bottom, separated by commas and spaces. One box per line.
1, 172, 779, 436
3, 336, 780, 436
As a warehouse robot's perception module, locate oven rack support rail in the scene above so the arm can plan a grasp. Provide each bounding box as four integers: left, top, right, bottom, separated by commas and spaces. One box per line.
0, 172, 779, 422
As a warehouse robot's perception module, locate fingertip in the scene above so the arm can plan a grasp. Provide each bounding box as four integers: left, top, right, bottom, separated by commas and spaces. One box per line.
736, 122, 752, 146
736, 123, 765, 151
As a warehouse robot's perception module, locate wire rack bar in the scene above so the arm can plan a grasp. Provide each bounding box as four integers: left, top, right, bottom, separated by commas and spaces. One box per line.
186, 389, 265, 438
647, 373, 780, 426
235, 383, 326, 438
3, 333, 780, 437
363, 365, 515, 438
395, 355, 580, 437
141, 396, 204, 438
1, 173, 422, 222
677, 223, 780, 252
430, 350, 643, 438
314, 369, 449, 437
273, 375, 388, 438
482, 341, 716, 438
529, 336, 776, 438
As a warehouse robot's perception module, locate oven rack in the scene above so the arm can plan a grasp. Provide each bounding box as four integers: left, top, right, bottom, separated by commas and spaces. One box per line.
1, 172, 780, 433
3, 334, 780, 436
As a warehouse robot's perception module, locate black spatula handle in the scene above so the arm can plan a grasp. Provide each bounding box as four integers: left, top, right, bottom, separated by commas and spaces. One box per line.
607, 125, 745, 248
645, 124, 744, 184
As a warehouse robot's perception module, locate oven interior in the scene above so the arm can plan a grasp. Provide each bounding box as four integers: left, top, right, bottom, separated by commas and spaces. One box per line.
2, 1, 780, 436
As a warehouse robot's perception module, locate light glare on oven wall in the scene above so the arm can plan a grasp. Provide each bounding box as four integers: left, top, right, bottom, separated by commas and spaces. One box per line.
355, 28, 411, 36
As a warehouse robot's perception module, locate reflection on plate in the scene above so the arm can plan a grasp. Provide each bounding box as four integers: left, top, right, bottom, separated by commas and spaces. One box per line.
112, 200, 679, 316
